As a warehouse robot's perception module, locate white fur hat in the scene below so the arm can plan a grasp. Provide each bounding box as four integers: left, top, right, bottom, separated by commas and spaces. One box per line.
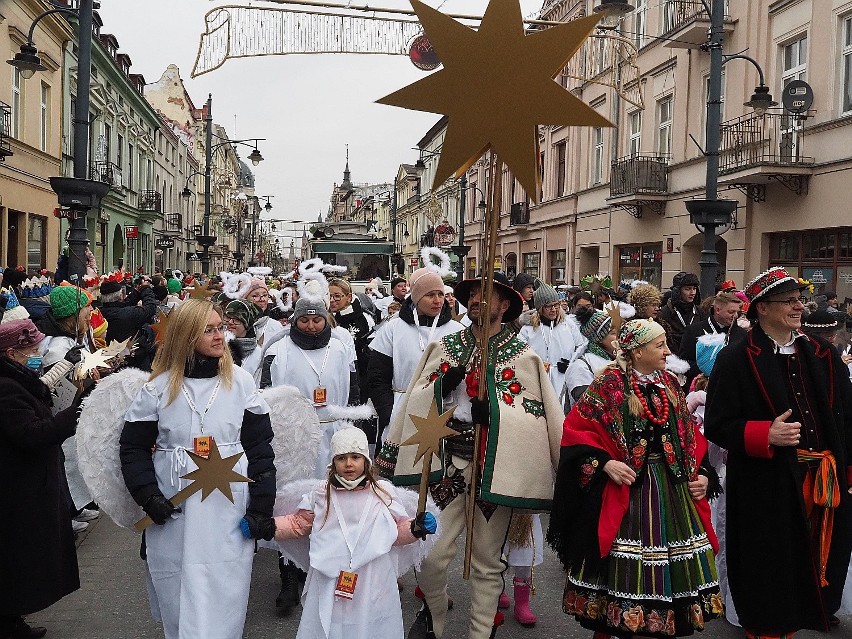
328, 427, 370, 465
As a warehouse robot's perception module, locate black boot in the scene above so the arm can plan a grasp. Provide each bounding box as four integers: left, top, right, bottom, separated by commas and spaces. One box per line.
407, 605, 436, 639
276, 559, 300, 616
2, 617, 47, 639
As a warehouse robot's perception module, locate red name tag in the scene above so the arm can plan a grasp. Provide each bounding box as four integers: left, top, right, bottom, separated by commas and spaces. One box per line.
193, 436, 211, 457
334, 570, 357, 599
313, 387, 327, 407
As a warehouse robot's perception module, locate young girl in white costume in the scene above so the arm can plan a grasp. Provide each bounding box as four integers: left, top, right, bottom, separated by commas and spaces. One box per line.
274, 427, 436, 639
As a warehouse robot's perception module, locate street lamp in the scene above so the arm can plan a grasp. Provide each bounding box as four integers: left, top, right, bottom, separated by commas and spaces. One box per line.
690, 0, 776, 295
10, 0, 105, 281
198, 94, 266, 273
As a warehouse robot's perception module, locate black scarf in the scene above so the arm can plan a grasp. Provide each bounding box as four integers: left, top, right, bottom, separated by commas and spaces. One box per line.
290, 324, 332, 350
333, 297, 371, 342
0, 355, 52, 404
184, 356, 220, 378
398, 297, 454, 327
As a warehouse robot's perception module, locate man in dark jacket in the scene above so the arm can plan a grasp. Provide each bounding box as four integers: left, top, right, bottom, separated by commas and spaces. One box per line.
705, 267, 852, 637
658, 271, 706, 353
99, 279, 158, 343
678, 290, 746, 388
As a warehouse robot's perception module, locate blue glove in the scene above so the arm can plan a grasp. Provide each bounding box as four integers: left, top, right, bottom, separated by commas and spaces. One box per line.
411, 512, 437, 539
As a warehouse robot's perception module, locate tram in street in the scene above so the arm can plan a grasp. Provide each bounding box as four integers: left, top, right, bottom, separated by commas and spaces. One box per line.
306, 221, 393, 289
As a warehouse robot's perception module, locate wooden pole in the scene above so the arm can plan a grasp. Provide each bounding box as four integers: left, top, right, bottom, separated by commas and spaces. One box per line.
463, 151, 503, 580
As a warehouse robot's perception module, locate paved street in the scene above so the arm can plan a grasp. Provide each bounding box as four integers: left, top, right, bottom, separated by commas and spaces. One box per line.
30, 515, 852, 638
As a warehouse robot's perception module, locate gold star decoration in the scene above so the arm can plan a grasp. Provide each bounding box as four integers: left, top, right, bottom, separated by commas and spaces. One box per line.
188, 285, 215, 300
377, 0, 612, 202
403, 397, 458, 465
150, 309, 171, 345
134, 436, 252, 532
101, 337, 132, 359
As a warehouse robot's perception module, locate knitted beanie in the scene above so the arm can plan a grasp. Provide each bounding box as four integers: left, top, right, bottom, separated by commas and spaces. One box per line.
532, 282, 560, 310
409, 267, 445, 304
512, 272, 536, 293
628, 283, 662, 312
575, 305, 612, 342
49, 286, 91, 319
244, 278, 268, 299
166, 278, 182, 294
224, 299, 263, 328
0, 287, 29, 324
293, 297, 329, 323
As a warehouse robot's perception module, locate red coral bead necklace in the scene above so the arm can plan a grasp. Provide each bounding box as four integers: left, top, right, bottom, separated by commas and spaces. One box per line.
630, 375, 670, 425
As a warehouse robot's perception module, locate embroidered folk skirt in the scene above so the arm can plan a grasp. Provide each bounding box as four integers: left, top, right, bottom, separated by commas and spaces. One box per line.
563, 458, 723, 638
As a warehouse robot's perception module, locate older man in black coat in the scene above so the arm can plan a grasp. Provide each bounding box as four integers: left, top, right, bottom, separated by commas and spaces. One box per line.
98, 279, 158, 343
706, 268, 852, 637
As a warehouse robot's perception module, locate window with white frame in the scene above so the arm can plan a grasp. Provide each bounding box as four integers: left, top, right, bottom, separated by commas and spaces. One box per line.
592, 128, 604, 185
40, 82, 49, 152
11, 67, 21, 139
628, 111, 641, 156
657, 96, 673, 157
782, 35, 808, 88
842, 17, 852, 113
633, 0, 647, 50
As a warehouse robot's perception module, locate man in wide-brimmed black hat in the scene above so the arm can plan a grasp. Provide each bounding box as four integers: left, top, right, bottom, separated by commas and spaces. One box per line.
377, 270, 565, 639
705, 267, 852, 636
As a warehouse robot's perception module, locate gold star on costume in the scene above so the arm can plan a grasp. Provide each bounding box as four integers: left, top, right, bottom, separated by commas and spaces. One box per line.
404, 398, 457, 512
377, 1, 613, 203
101, 337, 132, 359
134, 436, 252, 532
188, 285, 215, 300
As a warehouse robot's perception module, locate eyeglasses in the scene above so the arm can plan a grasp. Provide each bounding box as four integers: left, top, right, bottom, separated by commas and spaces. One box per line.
330, 293, 347, 301
542, 303, 561, 311
249, 293, 268, 301
764, 296, 806, 307
202, 324, 227, 335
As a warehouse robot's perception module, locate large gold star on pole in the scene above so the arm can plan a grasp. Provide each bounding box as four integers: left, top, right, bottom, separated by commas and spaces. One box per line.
403, 398, 458, 465
377, 0, 613, 203
133, 437, 252, 532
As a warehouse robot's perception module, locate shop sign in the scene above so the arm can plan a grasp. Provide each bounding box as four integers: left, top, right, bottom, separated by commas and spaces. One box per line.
155, 236, 175, 249
410, 257, 419, 266
125, 225, 139, 240
434, 223, 457, 247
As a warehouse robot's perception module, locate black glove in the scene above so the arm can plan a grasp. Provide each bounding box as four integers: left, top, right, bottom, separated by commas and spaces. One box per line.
410, 512, 437, 540
143, 494, 181, 525
556, 358, 569, 374
470, 397, 490, 428
440, 365, 467, 398
64, 344, 86, 364
239, 512, 276, 541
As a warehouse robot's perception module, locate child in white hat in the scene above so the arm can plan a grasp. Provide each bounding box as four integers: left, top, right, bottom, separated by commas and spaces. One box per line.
274, 427, 436, 639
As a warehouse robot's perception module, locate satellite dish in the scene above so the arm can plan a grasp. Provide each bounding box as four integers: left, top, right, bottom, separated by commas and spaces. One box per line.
782, 80, 814, 114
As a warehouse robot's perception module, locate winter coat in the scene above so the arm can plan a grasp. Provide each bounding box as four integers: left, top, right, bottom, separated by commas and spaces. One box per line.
100, 286, 158, 343
658, 298, 706, 354
705, 326, 852, 634
0, 356, 79, 615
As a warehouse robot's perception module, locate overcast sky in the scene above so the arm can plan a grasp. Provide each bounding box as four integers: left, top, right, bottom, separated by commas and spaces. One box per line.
97, 0, 543, 241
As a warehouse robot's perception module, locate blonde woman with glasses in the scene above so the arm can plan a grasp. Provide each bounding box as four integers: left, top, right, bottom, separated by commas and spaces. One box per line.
120, 299, 276, 639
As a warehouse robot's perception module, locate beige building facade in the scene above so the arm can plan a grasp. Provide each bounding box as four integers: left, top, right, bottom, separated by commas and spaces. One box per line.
0, 0, 72, 272
457, 0, 852, 300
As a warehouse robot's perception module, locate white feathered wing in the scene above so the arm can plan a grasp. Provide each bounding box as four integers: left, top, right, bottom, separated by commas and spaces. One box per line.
76, 367, 148, 528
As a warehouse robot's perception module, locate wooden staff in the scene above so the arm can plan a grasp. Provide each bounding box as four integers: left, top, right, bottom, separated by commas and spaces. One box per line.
463, 151, 503, 580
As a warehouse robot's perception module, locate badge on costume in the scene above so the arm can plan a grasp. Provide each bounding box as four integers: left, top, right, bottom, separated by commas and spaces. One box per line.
334, 570, 358, 599
193, 436, 211, 457
313, 387, 327, 407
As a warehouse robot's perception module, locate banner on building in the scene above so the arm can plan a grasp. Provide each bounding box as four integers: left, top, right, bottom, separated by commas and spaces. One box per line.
125, 226, 139, 240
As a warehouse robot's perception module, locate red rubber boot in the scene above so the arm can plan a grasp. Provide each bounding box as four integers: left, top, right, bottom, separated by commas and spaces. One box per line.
512, 577, 537, 627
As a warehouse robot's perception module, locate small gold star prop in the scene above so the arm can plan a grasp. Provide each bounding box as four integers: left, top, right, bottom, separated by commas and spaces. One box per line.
188, 285, 215, 300
150, 309, 171, 345
101, 337, 132, 359
404, 398, 458, 464
134, 436, 251, 531
404, 397, 457, 513
377, 0, 612, 202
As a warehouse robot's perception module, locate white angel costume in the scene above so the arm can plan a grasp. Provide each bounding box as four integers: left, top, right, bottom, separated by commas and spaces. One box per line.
517, 316, 584, 406
122, 365, 272, 639
268, 337, 352, 478
275, 478, 436, 639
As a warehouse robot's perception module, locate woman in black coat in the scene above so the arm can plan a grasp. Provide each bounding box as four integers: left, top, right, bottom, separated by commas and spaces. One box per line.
0, 319, 81, 639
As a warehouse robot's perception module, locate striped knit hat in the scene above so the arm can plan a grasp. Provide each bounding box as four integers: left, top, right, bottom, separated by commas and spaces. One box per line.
575, 305, 612, 342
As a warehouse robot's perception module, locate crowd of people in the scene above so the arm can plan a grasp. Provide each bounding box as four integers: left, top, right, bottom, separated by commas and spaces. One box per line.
2, 253, 852, 639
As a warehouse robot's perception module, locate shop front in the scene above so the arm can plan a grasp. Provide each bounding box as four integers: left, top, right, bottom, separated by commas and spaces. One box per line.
769, 228, 852, 303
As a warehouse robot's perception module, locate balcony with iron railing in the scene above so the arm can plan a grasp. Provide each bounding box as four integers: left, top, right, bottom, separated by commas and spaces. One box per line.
138, 190, 162, 213
510, 202, 530, 226
663, 0, 732, 49
608, 154, 670, 218
717, 110, 814, 200
90, 161, 123, 191
0, 102, 12, 161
